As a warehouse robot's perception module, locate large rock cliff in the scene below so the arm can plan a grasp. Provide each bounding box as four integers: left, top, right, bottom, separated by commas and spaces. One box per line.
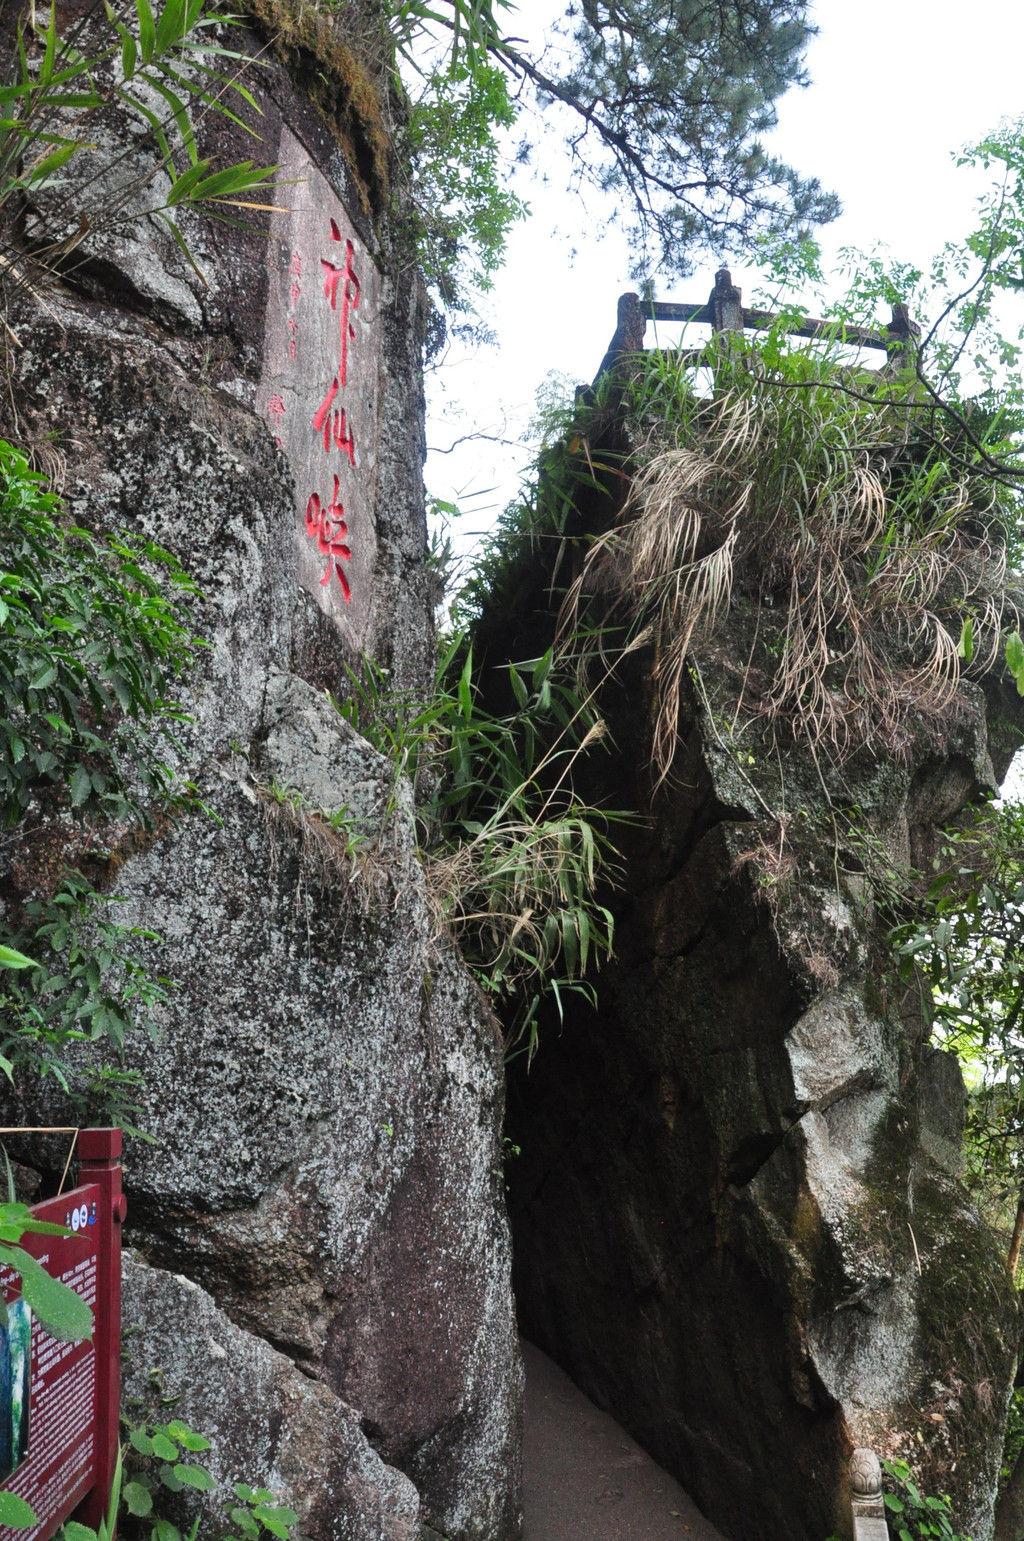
486, 380, 1024, 1541
0, 7, 522, 1537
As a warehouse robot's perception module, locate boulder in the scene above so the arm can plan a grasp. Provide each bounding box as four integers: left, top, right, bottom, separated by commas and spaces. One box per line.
491, 425, 1024, 1541
122, 1253, 420, 1541
508, 663, 1019, 1541
0, 12, 522, 1538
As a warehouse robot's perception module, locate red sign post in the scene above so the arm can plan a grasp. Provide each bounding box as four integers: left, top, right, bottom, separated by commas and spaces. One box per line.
0, 1129, 123, 1541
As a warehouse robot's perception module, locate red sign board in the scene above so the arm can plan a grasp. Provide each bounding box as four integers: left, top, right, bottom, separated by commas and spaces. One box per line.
0, 1131, 123, 1541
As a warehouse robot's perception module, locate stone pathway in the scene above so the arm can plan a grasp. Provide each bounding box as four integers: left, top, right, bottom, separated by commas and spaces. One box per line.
521, 1341, 726, 1541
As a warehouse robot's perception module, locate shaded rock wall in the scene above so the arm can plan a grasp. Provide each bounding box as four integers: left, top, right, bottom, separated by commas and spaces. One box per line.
493, 420, 1023, 1541
0, 10, 521, 1538
123, 1255, 422, 1541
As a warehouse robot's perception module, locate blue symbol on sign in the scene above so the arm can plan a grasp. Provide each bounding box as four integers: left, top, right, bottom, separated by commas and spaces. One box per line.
71, 1209, 79, 1233
88, 1203, 96, 1225
78, 1204, 88, 1231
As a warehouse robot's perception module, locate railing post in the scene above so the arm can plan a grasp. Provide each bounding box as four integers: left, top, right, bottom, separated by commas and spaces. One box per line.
710, 267, 744, 334
885, 301, 921, 376
73, 1130, 125, 1532
850, 1448, 889, 1541
592, 292, 649, 386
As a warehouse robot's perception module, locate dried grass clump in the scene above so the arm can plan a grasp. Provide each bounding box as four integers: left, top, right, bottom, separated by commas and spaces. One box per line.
565, 348, 1016, 783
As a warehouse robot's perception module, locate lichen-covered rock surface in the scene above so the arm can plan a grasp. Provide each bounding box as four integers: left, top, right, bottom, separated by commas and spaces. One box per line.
0, 12, 522, 1539
492, 415, 1024, 1541
122, 1255, 421, 1541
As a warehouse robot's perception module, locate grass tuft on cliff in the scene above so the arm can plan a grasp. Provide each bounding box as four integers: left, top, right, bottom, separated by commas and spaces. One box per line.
564, 336, 1021, 784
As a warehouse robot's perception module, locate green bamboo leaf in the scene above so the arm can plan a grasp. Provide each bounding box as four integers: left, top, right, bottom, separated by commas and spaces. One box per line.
166, 157, 211, 204
147, 77, 196, 163
121, 28, 138, 78
957, 615, 973, 663
39, 0, 58, 86
25, 142, 83, 187
0, 1492, 36, 1528
3, 1245, 92, 1342
190, 162, 276, 200
509, 664, 527, 709
1008, 630, 1024, 692
154, 0, 186, 56
154, 211, 208, 286
136, 0, 157, 61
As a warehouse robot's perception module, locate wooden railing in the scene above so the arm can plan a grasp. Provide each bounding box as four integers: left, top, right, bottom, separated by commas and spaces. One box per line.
595, 266, 921, 383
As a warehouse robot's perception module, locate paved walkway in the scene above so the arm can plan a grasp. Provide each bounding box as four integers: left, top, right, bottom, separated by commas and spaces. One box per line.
521, 1341, 725, 1541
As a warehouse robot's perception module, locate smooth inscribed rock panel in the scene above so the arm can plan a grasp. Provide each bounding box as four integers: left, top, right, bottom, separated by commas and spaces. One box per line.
258, 125, 381, 649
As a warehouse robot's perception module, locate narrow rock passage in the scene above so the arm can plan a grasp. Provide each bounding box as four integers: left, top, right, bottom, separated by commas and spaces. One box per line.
521, 1341, 726, 1541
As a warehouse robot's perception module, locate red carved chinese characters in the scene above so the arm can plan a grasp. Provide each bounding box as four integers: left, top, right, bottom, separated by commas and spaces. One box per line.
266, 393, 286, 445
320, 227, 361, 388
304, 219, 362, 602
305, 476, 352, 601
287, 252, 302, 360
312, 378, 355, 465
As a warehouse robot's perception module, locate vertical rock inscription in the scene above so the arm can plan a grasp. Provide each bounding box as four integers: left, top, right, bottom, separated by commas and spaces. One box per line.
258, 126, 381, 649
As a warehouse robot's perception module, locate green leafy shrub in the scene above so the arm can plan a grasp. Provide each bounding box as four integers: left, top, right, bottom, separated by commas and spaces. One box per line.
404, 60, 527, 327
882, 1458, 973, 1541
0, 443, 199, 1118
0, 873, 166, 1112
0, 442, 197, 827
61, 1413, 298, 1541
122, 1417, 216, 1529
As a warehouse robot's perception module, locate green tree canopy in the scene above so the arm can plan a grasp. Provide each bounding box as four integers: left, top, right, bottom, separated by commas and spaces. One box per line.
397, 0, 839, 295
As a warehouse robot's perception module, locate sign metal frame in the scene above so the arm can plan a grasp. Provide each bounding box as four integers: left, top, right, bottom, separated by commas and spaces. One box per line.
0, 1129, 123, 1541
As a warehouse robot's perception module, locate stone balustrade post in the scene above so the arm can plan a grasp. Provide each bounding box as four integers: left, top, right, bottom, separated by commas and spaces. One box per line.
851, 1448, 890, 1541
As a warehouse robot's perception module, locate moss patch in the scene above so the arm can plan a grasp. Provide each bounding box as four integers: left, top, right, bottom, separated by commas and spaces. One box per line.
245, 0, 391, 215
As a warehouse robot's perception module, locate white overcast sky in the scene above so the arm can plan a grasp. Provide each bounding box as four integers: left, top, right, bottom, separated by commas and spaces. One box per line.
424, 0, 1024, 568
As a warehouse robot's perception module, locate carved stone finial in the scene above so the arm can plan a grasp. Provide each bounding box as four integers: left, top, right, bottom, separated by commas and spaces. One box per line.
850, 1448, 887, 1536
885, 300, 921, 377
850, 1448, 882, 1498
887, 301, 921, 340
849, 1442, 880, 1504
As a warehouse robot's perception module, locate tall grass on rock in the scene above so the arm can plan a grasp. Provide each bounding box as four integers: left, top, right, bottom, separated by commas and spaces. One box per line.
565, 338, 1019, 783
336, 640, 620, 1060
